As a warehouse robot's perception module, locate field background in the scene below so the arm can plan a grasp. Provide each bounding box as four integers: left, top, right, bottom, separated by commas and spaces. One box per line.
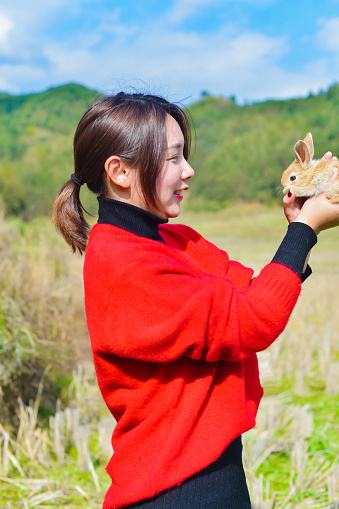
0, 83, 338, 508
1, 205, 338, 508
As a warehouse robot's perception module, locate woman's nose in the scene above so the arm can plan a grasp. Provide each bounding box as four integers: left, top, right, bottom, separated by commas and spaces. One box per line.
182, 160, 194, 180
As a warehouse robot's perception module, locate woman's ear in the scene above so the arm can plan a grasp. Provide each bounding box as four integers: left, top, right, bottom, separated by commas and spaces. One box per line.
104, 156, 131, 189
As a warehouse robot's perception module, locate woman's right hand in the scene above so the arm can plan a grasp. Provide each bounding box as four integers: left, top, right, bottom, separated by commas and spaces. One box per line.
292, 167, 339, 235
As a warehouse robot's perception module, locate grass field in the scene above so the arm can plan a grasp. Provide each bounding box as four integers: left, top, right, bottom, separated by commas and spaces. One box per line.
1, 204, 338, 508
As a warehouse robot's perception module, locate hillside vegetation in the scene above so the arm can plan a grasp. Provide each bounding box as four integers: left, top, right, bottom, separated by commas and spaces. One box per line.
0, 84, 99, 219
1, 83, 339, 217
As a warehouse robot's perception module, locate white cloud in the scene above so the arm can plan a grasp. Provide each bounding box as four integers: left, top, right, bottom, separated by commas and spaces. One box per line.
168, 0, 221, 23
168, 0, 275, 23
0, 0, 92, 58
0, 63, 47, 94
3, 0, 88, 23
317, 17, 339, 54
0, 12, 13, 48
39, 21, 289, 103
235, 59, 331, 103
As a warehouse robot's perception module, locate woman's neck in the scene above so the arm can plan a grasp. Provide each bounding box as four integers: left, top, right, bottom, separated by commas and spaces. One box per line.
97, 196, 168, 243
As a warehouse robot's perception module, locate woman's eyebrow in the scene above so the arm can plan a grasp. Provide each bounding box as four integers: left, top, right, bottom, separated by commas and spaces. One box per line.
166, 143, 183, 150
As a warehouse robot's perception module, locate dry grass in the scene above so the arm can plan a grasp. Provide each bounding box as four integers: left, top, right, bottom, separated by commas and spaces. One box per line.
242, 273, 339, 508
1, 364, 337, 508
0, 366, 112, 508
0, 213, 77, 423
244, 397, 339, 508
268, 274, 339, 396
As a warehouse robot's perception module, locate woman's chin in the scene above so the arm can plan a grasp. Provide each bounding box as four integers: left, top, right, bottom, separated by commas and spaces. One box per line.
167, 205, 181, 219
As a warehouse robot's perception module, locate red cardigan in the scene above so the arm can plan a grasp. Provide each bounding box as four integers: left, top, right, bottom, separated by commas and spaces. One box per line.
84, 222, 301, 508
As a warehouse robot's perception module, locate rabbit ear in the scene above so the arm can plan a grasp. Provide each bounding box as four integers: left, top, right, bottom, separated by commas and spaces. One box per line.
294, 133, 313, 164
303, 133, 314, 160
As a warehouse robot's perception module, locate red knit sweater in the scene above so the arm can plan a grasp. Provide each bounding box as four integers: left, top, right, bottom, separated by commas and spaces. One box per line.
84, 222, 301, 508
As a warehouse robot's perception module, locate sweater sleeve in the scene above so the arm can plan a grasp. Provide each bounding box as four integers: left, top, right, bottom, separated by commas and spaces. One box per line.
271, 222, 317, 280
85, 244, 301, 364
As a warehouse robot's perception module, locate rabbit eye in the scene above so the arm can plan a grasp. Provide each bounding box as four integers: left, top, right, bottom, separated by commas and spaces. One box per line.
290, 175, 297, 182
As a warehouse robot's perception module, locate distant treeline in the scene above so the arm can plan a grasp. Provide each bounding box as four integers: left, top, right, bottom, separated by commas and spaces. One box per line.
1, 83, 339, 219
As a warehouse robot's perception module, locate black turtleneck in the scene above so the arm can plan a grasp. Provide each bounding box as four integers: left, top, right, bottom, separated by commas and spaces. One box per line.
97, 196, 168, 243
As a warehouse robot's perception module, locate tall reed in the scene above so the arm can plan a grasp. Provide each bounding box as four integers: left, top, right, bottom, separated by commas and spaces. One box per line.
0, 213, 76, 424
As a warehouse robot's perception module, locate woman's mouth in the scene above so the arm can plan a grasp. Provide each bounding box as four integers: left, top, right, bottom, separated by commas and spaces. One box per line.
174, 186, 188, 199
174, 192, 184, 200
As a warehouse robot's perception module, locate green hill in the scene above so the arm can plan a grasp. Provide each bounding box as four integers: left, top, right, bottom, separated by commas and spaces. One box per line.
1, 83, 339, 218
0, 83, 99, 218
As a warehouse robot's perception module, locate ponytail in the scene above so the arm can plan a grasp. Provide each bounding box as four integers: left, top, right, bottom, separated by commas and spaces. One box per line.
53, 179, 91, 255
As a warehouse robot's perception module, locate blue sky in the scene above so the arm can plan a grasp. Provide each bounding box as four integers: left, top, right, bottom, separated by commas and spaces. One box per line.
0, 0, 339, 104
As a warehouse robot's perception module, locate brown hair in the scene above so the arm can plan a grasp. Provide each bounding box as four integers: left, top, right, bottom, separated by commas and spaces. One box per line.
53, 93, 192, 254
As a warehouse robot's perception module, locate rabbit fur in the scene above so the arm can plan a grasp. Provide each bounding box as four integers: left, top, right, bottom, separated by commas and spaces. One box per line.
281, 133, 339, 204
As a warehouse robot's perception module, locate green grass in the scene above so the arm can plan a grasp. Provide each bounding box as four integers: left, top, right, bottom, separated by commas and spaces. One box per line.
254, 394, 338, 497
0, 458, 109, 508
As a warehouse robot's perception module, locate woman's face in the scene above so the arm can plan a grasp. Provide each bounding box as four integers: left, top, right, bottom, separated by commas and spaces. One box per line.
154, 114, 194, 219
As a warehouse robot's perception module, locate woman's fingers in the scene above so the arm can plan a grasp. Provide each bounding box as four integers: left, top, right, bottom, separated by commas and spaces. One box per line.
322, 151, 338, 161
327, 167, 339, 187
283, 190, 308, 223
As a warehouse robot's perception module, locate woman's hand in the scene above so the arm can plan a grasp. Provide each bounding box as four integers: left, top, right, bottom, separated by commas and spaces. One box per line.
283, 191, 306, 224
286, 166, 339, 235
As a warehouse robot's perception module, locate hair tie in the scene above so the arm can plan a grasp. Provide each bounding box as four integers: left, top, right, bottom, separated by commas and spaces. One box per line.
71, 173, 85, 186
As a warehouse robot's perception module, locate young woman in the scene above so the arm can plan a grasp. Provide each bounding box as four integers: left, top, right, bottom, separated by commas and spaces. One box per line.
53, 92, 339, 509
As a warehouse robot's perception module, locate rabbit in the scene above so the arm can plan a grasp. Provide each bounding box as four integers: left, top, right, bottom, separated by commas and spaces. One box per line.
281, 133, 339, 204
